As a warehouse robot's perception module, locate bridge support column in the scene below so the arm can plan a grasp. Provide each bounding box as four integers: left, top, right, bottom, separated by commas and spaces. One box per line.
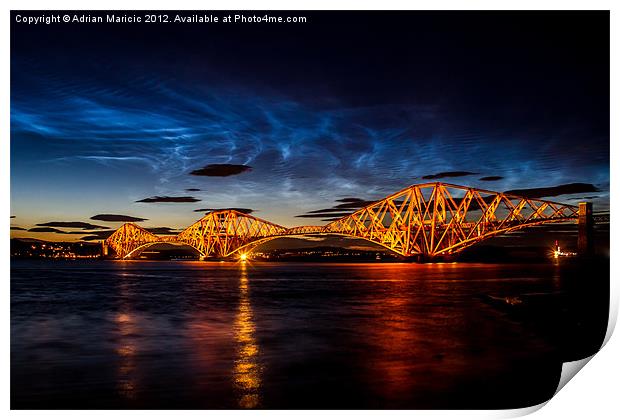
578, 202, 594, 257
101, 240, 108, 257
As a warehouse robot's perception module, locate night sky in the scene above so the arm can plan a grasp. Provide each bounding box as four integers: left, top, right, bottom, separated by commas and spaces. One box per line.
10, 11, 609, 242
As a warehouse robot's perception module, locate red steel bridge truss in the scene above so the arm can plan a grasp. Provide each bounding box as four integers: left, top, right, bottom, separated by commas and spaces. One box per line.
104, 182, 581, 260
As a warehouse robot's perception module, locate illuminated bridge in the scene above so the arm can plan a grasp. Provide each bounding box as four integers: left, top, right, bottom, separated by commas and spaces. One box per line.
103, 182, 587, 260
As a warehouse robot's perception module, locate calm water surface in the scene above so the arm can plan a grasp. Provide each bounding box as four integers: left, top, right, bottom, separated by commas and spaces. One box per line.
12, 260, 597, 409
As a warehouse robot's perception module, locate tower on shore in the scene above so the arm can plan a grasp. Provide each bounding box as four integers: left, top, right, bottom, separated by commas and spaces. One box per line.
578, 202, 594, 257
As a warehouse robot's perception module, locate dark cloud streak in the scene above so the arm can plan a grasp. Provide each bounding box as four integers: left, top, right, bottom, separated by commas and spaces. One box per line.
36, 221, 108, 230
297, 196, 375, 218
422, 171, 478, 180
194, 208, 254, 214
136, 196, 201, 203
504, 183, 599, 199
143, 227, 182, 235
91, 214, 147, 222
296, 212, 354, 219
189, 164, 252, 177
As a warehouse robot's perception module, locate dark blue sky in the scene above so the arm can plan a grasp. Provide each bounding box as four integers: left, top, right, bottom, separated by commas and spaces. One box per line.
10, 11, 609, 240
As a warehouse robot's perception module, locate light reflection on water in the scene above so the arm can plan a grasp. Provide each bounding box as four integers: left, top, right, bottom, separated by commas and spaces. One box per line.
233, 262, 262, 408
11, 260, 598, 409
115, 273, 138, 400
115, 312, 138, 399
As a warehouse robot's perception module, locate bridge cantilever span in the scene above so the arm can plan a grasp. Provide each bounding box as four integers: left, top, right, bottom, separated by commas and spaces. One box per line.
103, 182, 583, 260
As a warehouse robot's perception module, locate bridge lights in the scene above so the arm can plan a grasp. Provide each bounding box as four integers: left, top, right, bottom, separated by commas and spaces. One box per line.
105, 185, 581, 260
239, 253, 248, 261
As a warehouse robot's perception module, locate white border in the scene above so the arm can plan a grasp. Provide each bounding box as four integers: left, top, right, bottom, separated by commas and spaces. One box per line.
4, 1, 617, 419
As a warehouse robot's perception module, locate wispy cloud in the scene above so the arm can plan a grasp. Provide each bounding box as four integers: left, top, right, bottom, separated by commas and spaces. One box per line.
11, 67, 610, 224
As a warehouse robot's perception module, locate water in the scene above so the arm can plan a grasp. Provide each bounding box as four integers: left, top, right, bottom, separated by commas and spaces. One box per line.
11, 260, 608, 409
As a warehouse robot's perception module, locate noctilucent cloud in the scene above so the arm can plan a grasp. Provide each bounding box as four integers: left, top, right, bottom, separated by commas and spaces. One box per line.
10, 11, 609, 241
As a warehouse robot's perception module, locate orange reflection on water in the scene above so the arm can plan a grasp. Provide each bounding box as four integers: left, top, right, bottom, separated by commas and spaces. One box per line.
351, 262, 514, 405
348, 263, 441, 401
233, 262, 262, 408
114, 278, 139, 401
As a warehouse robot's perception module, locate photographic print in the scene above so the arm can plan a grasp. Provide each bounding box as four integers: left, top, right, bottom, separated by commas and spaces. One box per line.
10, 10, 610, 410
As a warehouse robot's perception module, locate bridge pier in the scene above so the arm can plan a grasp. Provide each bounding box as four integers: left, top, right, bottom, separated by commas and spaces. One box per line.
409, 254, 457, 263
578, 202, 594, 258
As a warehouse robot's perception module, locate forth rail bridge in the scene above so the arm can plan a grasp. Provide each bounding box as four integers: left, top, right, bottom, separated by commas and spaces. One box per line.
103, 182, 595, 261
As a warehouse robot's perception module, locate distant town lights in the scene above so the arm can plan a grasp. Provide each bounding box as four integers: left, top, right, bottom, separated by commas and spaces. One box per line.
552, 241, 577, 259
